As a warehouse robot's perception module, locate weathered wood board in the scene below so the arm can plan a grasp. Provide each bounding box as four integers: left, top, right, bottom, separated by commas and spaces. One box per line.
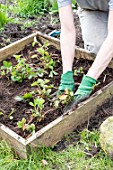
0, 31, 113, 159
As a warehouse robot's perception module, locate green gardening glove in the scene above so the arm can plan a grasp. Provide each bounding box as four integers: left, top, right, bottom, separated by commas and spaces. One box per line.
58, 71, 75, 96
63, 75, 97, 112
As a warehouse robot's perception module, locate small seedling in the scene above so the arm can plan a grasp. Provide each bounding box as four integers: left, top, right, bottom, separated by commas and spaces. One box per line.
29, 97, 45, 118
17, 118, 35, 135
37, 45, 58, 77
15, 92, 34, 102
54, 89, 74, 108
25, 123, 35, 135
0, 112, 4, 116
74, 67, 84, 76
0, 60, 12, 75
54, 99, 60, 108
17, 118, 26, 131
31, 79, 53, 97
32, 36, 38, 47
8, 108, 15, 120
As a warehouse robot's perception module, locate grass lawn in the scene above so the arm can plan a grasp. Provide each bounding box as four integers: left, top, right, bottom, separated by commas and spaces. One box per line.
0, 129, 113, 170
0, 1, 113, 170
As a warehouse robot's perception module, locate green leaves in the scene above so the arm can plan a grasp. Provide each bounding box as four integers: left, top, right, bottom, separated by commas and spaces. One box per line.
17, 118, 26, 130
17, 118, 35, 134
48, 0, 58, 14
54, 100, 60, 108
31, 79, 49, 87
15, 92, 33, 101
1, 60, 12, 74
0, 55, 40, 82
74, 67, 84, 76
29, 97, 45, 118
37, 45, 58, 77
16, 0, 59, 18
26, 123, 35, 135
2, 60, 12, 69
29, 97, 45, 110
31, 79, 53, 97
0, 4, 11, 29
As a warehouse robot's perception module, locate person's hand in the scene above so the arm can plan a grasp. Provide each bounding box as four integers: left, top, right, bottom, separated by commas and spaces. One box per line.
63, 75, 97, 113
58, 71, 75, 93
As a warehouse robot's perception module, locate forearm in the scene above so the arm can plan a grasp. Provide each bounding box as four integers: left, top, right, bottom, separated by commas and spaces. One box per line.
59, 5, 76, 73
87, 34, 113, 79
60, 27, 76, 73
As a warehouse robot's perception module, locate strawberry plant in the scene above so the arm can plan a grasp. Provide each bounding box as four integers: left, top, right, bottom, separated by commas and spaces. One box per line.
31, 79, 53, 97
29, 97, 45, 118
11, 55, 37, 82
25, 123, 35, 135
54, 89, 74, 108
0, 54, 40, 82
17, 118, 35, 135
0, 60, 12, 75
37, 45, 58, 77
15, 92, 34, 102
74, 67, 84, 76
17, 118, 26, 131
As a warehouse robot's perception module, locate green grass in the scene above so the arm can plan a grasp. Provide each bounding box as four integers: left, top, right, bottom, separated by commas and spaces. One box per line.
15, 0, 77, 18
0, 0, 77, 30
0, 2, 113, 169
0, 4, 11, 30
0, 129, 113, 170
11, 0, 59, 18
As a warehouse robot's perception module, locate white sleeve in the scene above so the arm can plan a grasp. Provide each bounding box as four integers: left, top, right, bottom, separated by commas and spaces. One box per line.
109, 0, 113, 10
57, 0, 72, 8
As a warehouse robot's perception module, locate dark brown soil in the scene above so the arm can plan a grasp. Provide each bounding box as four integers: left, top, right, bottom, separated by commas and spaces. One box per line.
0, 13, 83, 49
53, 97, 113, 155
0, 40, 113, 139
0, 10, 113, 158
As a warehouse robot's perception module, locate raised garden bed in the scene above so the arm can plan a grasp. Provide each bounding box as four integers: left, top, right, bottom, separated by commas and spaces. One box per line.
0, 31, 113, 159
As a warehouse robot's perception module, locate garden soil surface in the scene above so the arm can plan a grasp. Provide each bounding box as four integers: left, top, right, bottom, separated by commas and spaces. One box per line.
0, 12, 83, 49
0, 12, 113, 155
0, 41, 113, 139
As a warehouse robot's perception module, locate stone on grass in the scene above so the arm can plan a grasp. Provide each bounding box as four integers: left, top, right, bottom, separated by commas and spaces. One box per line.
100, 116, 113, 159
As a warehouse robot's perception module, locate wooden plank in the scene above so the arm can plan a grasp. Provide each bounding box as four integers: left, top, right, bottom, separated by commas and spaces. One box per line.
0, 79, 113, 158
1, 31, 113, 68
0, 31, 113, 158
26, 81, 113, 147
39, 35, 113, 69
0, 124, 27, 159
0, 31, 61, 61
0, 32, 38, 61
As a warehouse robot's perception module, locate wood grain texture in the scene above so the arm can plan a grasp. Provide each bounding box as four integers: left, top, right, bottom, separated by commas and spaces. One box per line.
26, 81, 113, 147
1, 31, 113, 68
0, 124, 27, 159
0, 31, 113, 158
